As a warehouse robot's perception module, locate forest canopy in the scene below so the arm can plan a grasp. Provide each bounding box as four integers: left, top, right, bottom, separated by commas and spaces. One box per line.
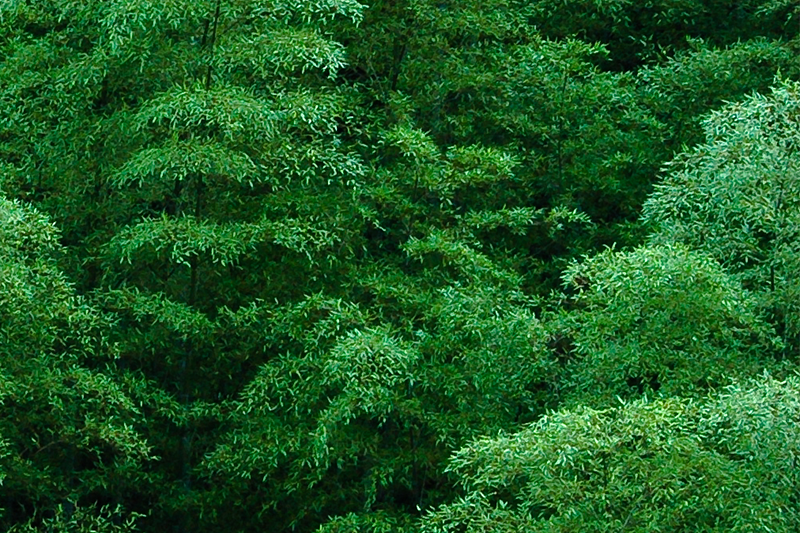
0, 1, 799, 531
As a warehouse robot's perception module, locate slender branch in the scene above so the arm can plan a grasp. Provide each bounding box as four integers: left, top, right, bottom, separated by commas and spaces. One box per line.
389, 43, 407, 92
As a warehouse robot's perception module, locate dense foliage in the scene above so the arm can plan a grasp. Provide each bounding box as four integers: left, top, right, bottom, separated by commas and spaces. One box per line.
0, 1, 798, 531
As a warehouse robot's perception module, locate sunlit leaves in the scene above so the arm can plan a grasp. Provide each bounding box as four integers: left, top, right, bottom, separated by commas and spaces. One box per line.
421, 375, 800, 533
104, 287, 215, 340
403, 229, 514, 284
8, 503, 143, 533
104, 215, 261, 266
644, 80, 800, 347
557, 243, 780, 405
111, 138, 260, 188
0, 196, 60, 256
637, 38, 799, 147
218, 29, 348, 77
317, 511, 415, 533
249, 0, 365, 26
1, 0, 799, 531
0, 196, 152, 530
134, 84, 279, 140
325, 328, 420, 396
418, 284, 552, 433
96, 0, 209, 57
104, 214, 343, 268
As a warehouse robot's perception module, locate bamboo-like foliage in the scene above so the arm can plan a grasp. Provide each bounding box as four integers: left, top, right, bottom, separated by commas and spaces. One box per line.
554, 243, 782, 406
645, 80, 800, 353
0, 0, 798, 531
0, 197, 152, 531
420, 375, 800, 533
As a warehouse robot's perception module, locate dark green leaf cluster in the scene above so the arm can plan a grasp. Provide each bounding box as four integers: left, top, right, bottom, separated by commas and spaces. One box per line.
0, 0, 798, 531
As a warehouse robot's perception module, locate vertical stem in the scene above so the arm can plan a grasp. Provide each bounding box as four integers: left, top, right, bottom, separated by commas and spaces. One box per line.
177, 4, 222, 531
770, 143, 793, 357
556, 71, 568, 187
205, 0, 222, 90
189, 179, 204, 307
409, 424, 417, 494
389, 43, 407, 92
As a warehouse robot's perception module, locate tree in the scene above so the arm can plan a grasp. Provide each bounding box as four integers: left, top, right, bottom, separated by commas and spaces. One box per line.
644, 79, 800, 354
0, 1, 368, 530
550, 242, 782, 407
201, 237, 558, 530
636, 37, 800, 154
521, 0, 796, 69
0, 1, 799, 531
420, 374, 800, 533
340, 0, 798, 287
0, 196, 150, 531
